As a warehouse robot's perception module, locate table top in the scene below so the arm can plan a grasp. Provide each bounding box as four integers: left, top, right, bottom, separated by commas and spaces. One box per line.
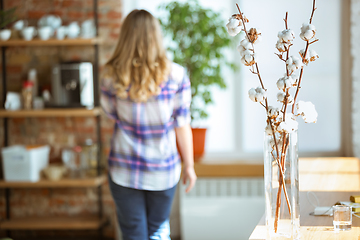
249, 157, 360, 240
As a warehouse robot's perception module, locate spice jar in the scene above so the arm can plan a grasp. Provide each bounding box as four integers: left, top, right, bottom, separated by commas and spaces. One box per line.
22, 81, 34, 110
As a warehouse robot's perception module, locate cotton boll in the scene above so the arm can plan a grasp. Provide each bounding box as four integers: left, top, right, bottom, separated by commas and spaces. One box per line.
287, 56, 303, 71
276, 40, 287, 52
277, 78, 285, 90
299, 49, 310, 65
309, 49, 319, 62
277, 92, 286, 102
240, 38, 252, 49
296, 101, 318, 123
289, 75, 297, 85
241, 51, 256, 66
278, 29, 295, 43
238, 39, 253, 54
282, 29, 295, 42
277, 114, 299, 133
248, 88, 257, 102
299, 49, 318, 65
303, 30, 314, 40
227, 18, 240, 29
248, 28, 262, 44
265, 123, 273, 136
268, 106, 280, 118
287, 64, 297, 73
248, 87, 266, 102
226, 15, 242, 37
301, 23, 316, 33
227, 26, 242, 37
277, 76, 295, 90
300, 23, 316, 41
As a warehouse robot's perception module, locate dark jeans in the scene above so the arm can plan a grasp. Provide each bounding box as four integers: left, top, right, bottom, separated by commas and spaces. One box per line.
108, 175, 177, 240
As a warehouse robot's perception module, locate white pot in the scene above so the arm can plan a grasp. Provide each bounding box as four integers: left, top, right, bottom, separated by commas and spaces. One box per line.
38, 26, 53, 40
0, 29, 11, 41
22, 26, 37, 41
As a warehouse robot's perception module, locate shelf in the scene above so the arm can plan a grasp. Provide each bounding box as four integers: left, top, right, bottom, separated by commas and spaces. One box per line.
0, 216, 107, 230
0, 175, 106, 188
0, 38, 103, 47
0, 107, 101, 118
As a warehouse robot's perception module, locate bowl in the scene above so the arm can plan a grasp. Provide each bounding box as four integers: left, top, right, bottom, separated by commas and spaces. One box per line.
43, 165, 67, 181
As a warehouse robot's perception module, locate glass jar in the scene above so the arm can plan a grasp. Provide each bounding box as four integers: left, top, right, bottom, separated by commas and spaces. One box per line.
22, 81, 33, 110
264, 131, 300, 240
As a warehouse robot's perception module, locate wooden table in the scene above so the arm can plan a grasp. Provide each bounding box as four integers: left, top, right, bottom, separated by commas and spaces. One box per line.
249, 157, 360, 240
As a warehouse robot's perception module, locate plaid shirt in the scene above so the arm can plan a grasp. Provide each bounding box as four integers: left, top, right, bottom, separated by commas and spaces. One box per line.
100, 63, 191, 191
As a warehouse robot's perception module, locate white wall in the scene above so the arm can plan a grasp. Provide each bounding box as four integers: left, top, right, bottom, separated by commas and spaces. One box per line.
122, 0, 342, 158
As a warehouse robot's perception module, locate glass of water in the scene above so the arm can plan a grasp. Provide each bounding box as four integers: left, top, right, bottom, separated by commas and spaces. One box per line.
333, 205, 352, 231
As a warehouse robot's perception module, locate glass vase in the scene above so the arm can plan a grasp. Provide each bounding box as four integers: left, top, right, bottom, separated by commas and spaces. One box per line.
264, 131, 300, 240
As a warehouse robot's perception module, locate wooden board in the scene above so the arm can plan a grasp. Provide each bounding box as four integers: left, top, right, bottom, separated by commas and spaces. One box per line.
0, 38, 103, 46
0, 108, 101, 118
299, 157, 360, 192
194, 160, 263, 177
0, 216, 107, 230
0, 175, 106, 188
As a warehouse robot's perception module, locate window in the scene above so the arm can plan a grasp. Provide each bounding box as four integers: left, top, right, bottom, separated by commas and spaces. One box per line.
123, 0, 342, 159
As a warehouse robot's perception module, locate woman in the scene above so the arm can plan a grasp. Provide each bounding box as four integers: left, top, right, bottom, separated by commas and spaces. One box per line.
100, 9, 197, 240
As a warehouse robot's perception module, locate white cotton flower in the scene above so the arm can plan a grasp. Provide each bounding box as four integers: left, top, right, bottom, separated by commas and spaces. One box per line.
299, 48, 319, 65
237, 38, 253, 55
265, 123, 273, 136
309, 49, 319, 62
278, 29, 295, 43
268, 106, 280, 118
276, 75, 296, 90
300, 23, 316, 41
276, 40, 288, 52
277, 114, 298, 133
276, 92, 293, 104
226, 16, 242, 37
286, 56, 303, 73
296, 101, 318, 123
241, 50, 256, 66
248, 86, 267, 102
277, 92, 286, 102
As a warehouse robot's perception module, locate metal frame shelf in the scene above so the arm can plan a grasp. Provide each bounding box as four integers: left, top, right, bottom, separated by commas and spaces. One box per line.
0, 0, 105, 238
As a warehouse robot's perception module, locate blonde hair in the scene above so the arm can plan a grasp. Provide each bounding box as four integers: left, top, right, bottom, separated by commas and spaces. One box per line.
105, 9, 171, 102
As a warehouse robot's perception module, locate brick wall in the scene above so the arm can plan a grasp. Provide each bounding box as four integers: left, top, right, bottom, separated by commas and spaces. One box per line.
0, 0, 123, 238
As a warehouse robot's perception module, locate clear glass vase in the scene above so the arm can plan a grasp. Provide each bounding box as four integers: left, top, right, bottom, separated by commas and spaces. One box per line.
264, 131, 300, 240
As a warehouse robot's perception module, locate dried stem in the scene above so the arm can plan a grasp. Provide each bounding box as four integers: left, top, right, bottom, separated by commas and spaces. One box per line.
291, 0, 316, 114
275, 53, 286, 62
309, 0, 317, 24
236, 4, 250, 41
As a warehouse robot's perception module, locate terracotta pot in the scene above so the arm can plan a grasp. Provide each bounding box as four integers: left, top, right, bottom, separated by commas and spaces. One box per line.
191, 128, 207, 161
176, 128, 207, 162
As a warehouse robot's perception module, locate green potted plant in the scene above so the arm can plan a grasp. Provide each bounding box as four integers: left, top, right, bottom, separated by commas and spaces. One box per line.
0, 7, 17, 41
160, 0, 236, 159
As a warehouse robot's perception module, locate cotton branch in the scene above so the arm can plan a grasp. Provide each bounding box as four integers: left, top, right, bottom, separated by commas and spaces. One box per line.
309, 0, 317, 24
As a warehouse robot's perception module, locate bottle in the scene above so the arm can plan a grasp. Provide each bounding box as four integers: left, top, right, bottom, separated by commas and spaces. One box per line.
28, 69, 38, 98
22, 81, 34, 110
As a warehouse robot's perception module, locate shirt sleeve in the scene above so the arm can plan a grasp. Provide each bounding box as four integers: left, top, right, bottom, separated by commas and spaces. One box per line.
173, 71, 191, 127
100, 72, 118, 120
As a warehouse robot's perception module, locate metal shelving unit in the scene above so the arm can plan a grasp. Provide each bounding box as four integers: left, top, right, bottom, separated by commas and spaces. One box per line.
0, 0, 105, 238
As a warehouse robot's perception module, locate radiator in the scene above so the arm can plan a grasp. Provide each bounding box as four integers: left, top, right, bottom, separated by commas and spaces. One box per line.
179, 178, 265, 240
